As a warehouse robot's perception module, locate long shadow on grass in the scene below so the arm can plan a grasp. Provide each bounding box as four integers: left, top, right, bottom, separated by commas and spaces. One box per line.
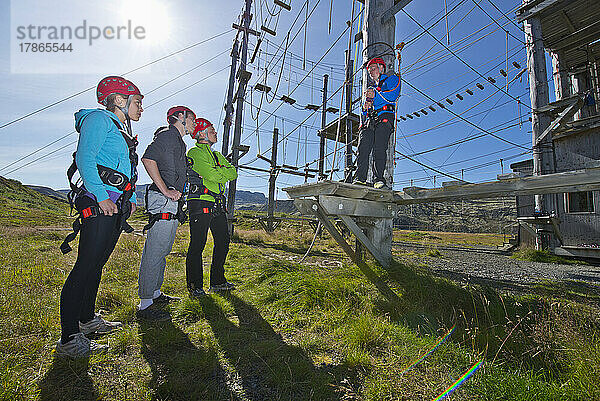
375, 260, 574, 374
431, 268, 600, 306
39, 356, 99, 401
202, 293, 340, 400
139, 319, 236, 401
232, 236, 336, 258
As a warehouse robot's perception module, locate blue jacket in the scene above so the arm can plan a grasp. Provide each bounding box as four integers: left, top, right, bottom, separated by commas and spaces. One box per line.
362, 73, 401, 118
74, 109, 137, 204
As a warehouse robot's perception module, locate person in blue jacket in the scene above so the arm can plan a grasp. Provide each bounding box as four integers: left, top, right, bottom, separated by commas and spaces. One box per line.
55, 76, 143, 358
354, 57, 401, 189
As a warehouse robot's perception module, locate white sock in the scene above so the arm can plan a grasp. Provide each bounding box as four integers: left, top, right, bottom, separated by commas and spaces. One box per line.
139, 299, 153, 310
153, 290, 162, 298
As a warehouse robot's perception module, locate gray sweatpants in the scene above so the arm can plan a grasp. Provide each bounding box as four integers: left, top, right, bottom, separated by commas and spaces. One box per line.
138, 190, 179, 300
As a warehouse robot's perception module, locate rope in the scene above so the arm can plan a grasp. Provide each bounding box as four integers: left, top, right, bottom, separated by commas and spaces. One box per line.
299, 222, 322, 263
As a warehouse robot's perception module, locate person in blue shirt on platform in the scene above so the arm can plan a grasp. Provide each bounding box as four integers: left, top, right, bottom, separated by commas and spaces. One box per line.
354, 57, 401, 190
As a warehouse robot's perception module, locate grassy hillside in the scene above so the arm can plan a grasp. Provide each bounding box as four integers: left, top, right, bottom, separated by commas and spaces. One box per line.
0, 210, 599, 400
0, 176, 69, 226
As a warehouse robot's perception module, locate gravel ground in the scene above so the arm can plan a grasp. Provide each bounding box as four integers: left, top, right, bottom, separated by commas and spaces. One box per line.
395, 244, 600, 301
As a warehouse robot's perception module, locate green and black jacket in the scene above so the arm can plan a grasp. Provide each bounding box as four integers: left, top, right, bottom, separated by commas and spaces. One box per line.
186, 143, 237, 203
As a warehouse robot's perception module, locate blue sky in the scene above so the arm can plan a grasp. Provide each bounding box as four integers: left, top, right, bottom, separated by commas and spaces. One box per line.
0, 0, 549, 197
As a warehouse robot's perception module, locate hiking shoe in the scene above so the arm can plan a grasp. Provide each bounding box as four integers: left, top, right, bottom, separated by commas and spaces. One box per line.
136, 303, 171, 322
209, 281, 236, 292
153, 293, 181, 304
79, 313, 122, 335
55, 332, 108, 358
189, 288, 206, 299
373, 180, 389, 190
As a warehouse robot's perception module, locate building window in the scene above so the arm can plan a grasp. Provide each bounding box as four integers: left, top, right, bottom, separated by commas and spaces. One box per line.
565, 191, 595, 213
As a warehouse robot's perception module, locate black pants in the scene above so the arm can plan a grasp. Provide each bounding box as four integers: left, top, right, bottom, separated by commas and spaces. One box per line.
60, 196, 122, 343
186, 201, 230, 290
355, 112, 394, 183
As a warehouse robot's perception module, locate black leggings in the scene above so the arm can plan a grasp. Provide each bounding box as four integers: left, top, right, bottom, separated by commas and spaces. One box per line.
60, 197, 121, 343
355, 113, 394, 183
186, 206, 230, 290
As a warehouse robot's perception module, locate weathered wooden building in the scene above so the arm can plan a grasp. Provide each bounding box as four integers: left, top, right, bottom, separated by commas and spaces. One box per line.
513, 0, 600, 258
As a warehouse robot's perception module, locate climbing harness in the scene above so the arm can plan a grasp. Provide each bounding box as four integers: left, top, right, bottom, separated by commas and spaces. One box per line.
186, 153, 228, 216
60, 118, 138, 254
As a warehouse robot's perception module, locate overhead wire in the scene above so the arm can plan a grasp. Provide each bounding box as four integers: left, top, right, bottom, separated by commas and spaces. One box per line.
468, 0, 525, 45
0, 29, 234, 131
4, 64, 230, 176
401, 8, 532, 110
253, 9, 363, 156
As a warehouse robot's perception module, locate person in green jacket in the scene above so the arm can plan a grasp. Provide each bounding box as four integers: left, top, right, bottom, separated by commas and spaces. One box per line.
186, 118, 238, 297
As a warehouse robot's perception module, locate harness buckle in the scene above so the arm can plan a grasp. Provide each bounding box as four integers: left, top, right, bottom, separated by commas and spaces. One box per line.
105, 173, 125, 187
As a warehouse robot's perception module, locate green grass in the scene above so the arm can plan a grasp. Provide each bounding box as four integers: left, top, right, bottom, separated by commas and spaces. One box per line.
512, 248, 588, 265
395, 229, 505, 247
0, 212, 599, 400
0, 177, 69, 227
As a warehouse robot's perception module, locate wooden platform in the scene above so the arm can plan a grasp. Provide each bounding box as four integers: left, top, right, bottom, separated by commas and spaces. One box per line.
284, 166, 600, 205
282, 167, 600, 267
318, 113, 360, 143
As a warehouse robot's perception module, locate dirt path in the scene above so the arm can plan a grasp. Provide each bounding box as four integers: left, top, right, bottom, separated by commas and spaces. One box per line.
395, 244, 600, 303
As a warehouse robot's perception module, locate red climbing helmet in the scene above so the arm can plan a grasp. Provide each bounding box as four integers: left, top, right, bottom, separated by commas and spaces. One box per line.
191, 118, 213, 139
166, 106, 195, 123
96, 76, 143, 105
366, 57, 386, 72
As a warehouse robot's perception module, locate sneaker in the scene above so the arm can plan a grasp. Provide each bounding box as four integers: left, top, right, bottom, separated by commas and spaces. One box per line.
209, 281, 236, 292
153, 293, 181, 304
352, 180, 367, 186
55, 332, 108, 358
79, 313, 123, 335
373, 180, 389, 190
135, 303, 171, 322
189, 288, 206, 299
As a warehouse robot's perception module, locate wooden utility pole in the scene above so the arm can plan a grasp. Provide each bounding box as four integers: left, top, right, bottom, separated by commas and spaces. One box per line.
551, 51, 569, 101
319, 74, 328, 180
227, 0, 253, 234
523, 0, 557, 249
361, 0, 398, 265
222, 38, 239, 157
344, 52, 354, 183
267, 127, 279, 232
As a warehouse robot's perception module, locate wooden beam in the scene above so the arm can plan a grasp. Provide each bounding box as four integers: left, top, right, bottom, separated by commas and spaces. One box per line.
399, 167, 600, 204
518, 221, 538, 238
516, 0, 565, 23
381, 0, 415, 23
535, 94, 581, 113
294, 199, 401, 302
555, 246, 600, 259
560, 10, 576, 32
284, 180, 396, 202
338, 215, 390, 266
318, 195, 397, 218
534, 97, 582, 146
553, 19, 600, 51
232, 23, 260, 36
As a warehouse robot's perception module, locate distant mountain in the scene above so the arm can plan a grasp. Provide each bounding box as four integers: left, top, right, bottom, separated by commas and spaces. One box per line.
224, 188, 267, 206
135, 183, 267, 209
25, 185, 68, 202
238, 199, 298, 214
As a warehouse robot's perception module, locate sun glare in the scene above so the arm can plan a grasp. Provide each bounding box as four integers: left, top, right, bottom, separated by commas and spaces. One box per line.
120, 0, 171, 45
